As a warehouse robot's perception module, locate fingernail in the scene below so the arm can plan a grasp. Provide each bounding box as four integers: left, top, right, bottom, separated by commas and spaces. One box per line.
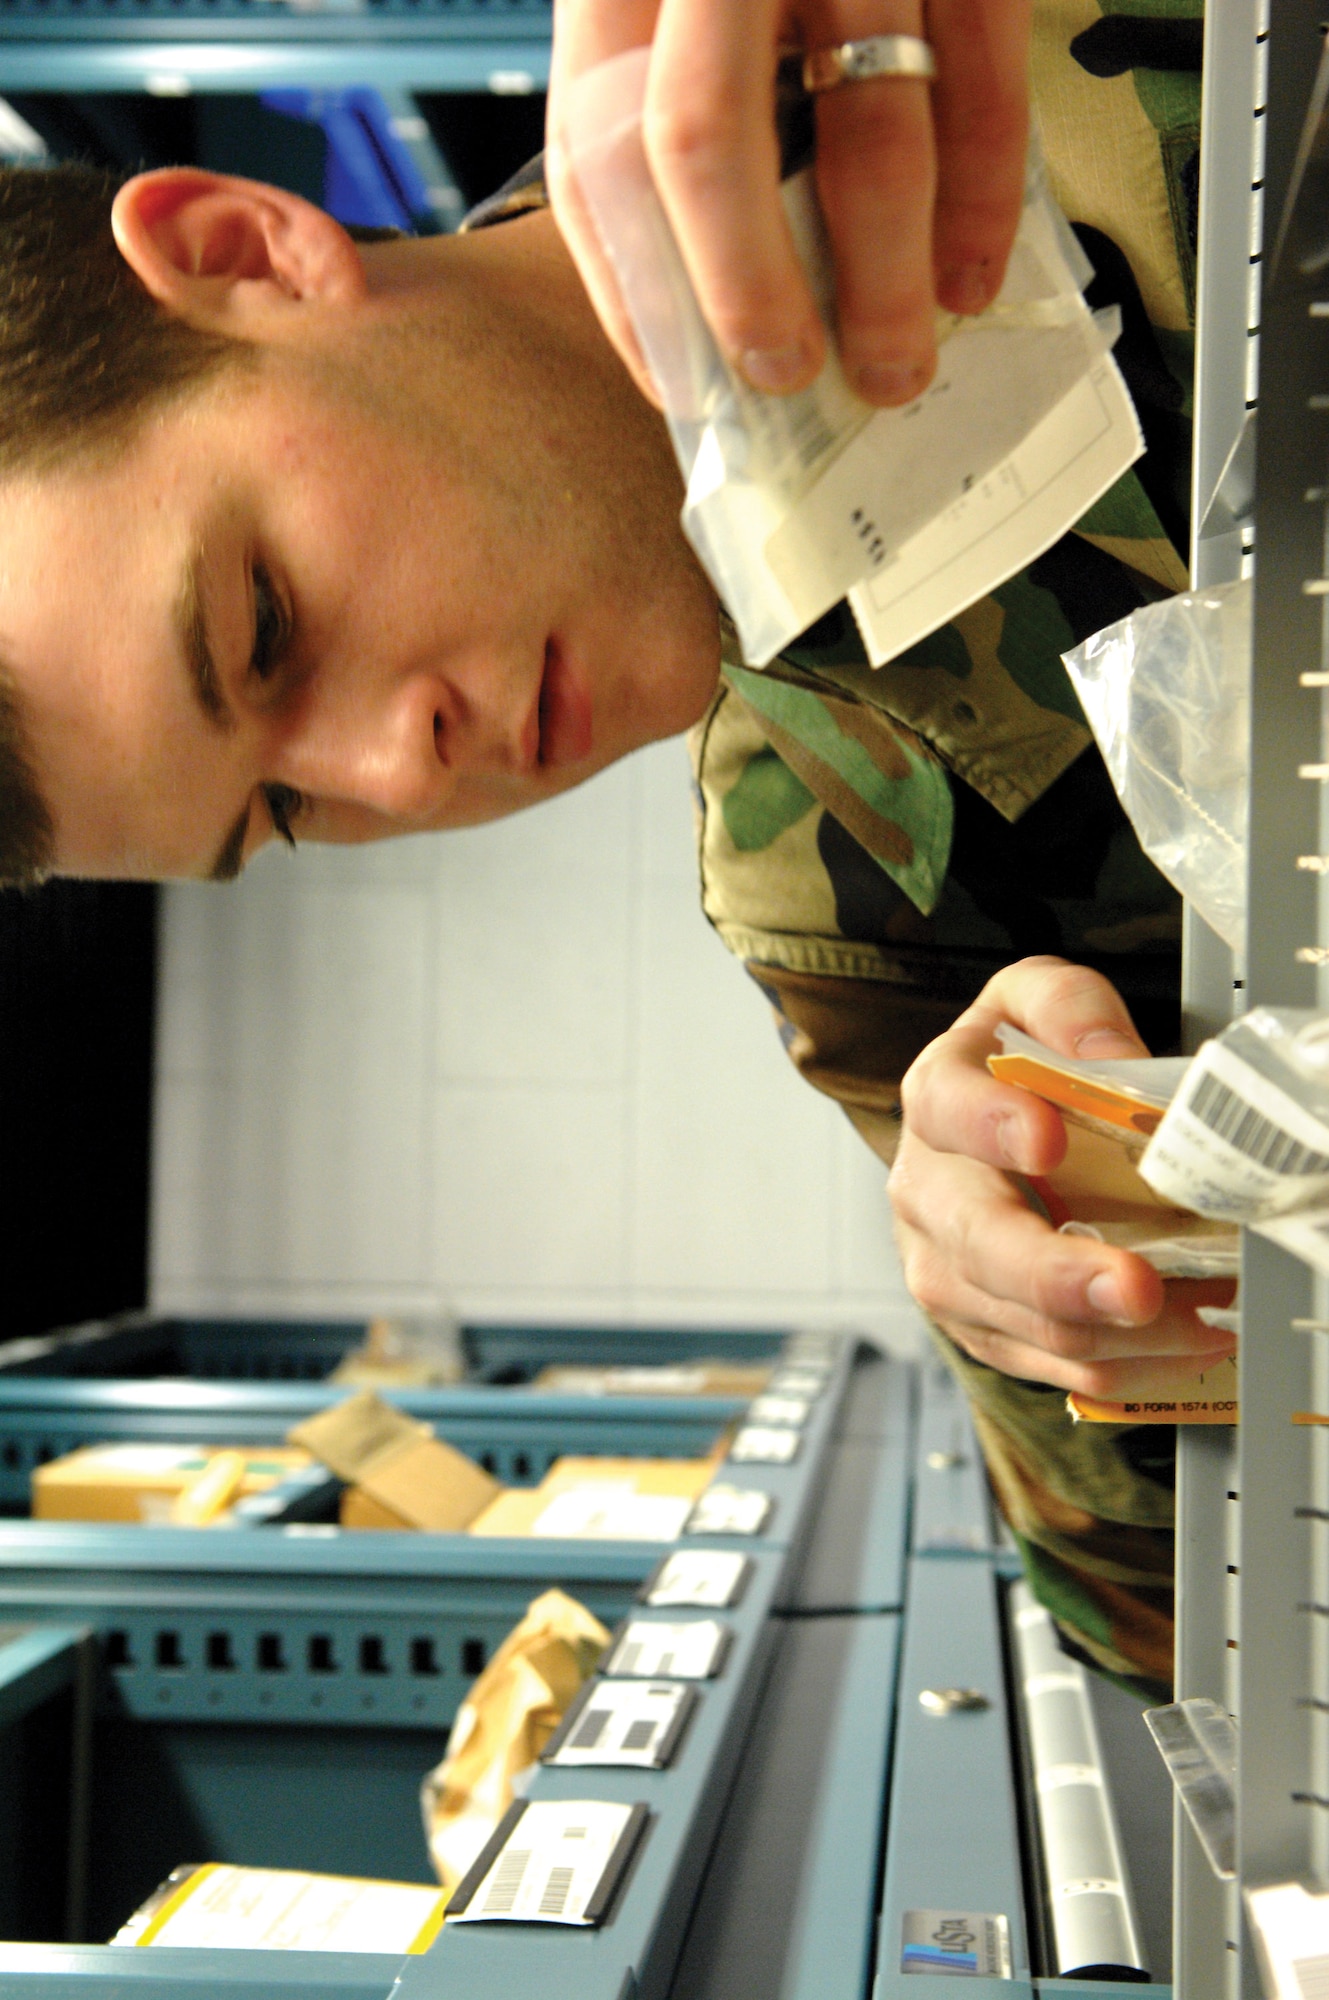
740, 341, 815, 393
941, 263, 994, 315
996, 1113, 1033, 1173
1074, 1028, 1143, 1058
854, 360, 929, 405
1087, 1271, 1127, 1319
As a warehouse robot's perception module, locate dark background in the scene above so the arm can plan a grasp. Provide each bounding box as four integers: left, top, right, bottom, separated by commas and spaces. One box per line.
0, 87, 544, 1342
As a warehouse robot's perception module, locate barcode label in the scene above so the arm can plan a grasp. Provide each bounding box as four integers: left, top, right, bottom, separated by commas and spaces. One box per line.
1188, 1070, 1329, 1176
448, 1800, 642, 1928
607, 1618, 728, 1680
482, 1848, 530, 1916
645, 1549, 749, 1608
571, 1709, 610, 1750
539, 1868, 575, 1917
1141, 1033, 1329, 1231
545, 1679, 695, 1769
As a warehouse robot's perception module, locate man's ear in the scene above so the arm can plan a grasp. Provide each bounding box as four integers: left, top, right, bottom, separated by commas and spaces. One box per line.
111, 169, 367, 336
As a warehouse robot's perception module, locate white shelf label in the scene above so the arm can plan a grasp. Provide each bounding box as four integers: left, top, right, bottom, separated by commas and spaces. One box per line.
646, 1548, 750, 1608
607, 1617, 729, 1679
748, 1394, 811, 1428
448, 1800, 642, 1928
688, 1484, 772, 1535
545, 1680, 695, 1768
730, 1425, 800, 1464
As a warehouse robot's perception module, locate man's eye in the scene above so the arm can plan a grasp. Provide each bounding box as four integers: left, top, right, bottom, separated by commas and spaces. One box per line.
262, 783, 305, 849
251, 564, 288, 682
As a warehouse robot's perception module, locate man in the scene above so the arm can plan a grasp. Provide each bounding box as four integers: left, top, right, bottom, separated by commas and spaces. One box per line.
0, 0, 1222, 1692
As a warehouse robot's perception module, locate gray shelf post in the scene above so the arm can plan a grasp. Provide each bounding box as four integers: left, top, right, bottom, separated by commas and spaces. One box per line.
1176, 1, 1329, 1992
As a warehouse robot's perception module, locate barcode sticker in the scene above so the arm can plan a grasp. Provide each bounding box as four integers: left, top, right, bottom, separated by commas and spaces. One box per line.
768, 1369, 828, 1399
1248, 1881, 1329, 1998
447, 1800, 643, 1928
544, 1679, 696, 1769
729, 1425, 800, 1465
645, 1549, 750, 1608
1141, 1038, 1329, 1221
606, 1618, 729, 1680
687, 1484, 772, 1536
748, 1394, 811, 1428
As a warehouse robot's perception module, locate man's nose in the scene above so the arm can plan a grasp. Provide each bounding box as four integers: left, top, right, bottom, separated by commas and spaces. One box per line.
272, 672, 525, 819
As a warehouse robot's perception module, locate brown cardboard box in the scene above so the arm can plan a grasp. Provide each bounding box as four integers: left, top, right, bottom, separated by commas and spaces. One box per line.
32, 1444, 314, 1523
468, 1454, 716, 1540
530, 1362, 771, 1397
288, 1390, 500, 1533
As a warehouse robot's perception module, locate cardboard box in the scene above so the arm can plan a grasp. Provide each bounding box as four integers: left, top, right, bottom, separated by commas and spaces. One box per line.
989, 1031, 1238, 1425
289, 1391, 500, 1533
468, 1455, 716, 1541
32, 1444, 314, 1523
530, 1362, 772, 1398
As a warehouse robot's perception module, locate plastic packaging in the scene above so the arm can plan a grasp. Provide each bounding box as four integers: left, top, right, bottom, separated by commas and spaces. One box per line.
1062, 578, 1251, 953
563, 48, 1130, 666
1141, 1007, 1329, 1276
1143, 1698, 1236, 1880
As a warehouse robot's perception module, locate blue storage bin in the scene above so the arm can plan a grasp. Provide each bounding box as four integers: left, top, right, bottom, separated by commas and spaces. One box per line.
0, 1317, 791, 1514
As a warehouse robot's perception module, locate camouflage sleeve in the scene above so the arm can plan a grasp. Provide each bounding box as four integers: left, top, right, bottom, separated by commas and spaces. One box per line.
690, 684, 1177, 1695
929, 1326, 1175, 1700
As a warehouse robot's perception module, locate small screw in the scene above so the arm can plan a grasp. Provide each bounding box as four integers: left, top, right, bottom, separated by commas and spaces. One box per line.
926, 1449, 968, 1471
919, 1686, 991, 1716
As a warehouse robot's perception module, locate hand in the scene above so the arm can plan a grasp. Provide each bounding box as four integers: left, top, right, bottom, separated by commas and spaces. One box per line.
889, 957, 1238, 1398
545, 0, 1033, 410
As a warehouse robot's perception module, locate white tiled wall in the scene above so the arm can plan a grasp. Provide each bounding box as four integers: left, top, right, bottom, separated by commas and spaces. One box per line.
150, 736, 919, 1344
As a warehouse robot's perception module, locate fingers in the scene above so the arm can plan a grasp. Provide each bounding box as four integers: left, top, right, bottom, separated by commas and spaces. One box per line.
642, 0, 828, 394
807, 0, 938, 403
545, 0, 666, 403
890, 1134, 1238, 1394
890, 1134, 1166, 1332
901, 956, 1149, 1172
927, 0, 1032, 316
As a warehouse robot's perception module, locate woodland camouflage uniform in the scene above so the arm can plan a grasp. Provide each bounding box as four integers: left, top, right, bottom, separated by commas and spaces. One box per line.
472, 0, 1203, 1699
690, 0, 1203, 1700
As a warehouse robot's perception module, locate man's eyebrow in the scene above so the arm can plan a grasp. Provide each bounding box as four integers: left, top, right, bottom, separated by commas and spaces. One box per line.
208, 801, 252, 883
177, 546, 235, 733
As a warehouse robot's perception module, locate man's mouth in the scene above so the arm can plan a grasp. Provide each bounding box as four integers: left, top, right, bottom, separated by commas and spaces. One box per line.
536, 639, 594, 768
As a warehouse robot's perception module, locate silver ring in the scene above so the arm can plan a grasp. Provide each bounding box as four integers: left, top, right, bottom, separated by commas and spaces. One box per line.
802, 34, 937, 93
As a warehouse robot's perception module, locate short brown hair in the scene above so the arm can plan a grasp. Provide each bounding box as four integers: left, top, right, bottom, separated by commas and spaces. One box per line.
0, 160, 241, 883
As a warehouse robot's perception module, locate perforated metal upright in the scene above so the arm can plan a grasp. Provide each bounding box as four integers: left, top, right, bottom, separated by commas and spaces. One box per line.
1176, 4, 1329, 1993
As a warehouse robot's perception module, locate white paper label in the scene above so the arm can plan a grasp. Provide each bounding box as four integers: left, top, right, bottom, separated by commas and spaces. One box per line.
448, 1800, 636, 1928
130, 1865, 446, 1954
1141, 1039, 1329, 1221
1248, 1880, 1329, 1998
748, 1394, 811, 1427
688, 1484, 772, 1535
607, 1617, 728, 1679
531, 1484, 694, 1542
730, 1425, 800, 1464
768, 1369, 827, 1399
848, 359, 1140, 667
646, 1548, 749, 1608
546, 1680, 692, 1768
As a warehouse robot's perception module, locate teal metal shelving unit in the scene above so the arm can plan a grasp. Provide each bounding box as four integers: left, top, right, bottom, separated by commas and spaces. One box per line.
0, 1331, 1174, 1997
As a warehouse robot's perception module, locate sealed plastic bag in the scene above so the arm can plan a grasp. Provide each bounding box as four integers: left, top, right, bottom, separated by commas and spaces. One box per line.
420, 1589, 609, 1896
1062, 579, 1250, 953
561, 49, 1135, 668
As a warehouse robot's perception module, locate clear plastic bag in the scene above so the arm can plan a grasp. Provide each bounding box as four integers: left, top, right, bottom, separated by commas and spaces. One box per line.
562, 48, 1127, 667
1062, 579, 1250, 953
